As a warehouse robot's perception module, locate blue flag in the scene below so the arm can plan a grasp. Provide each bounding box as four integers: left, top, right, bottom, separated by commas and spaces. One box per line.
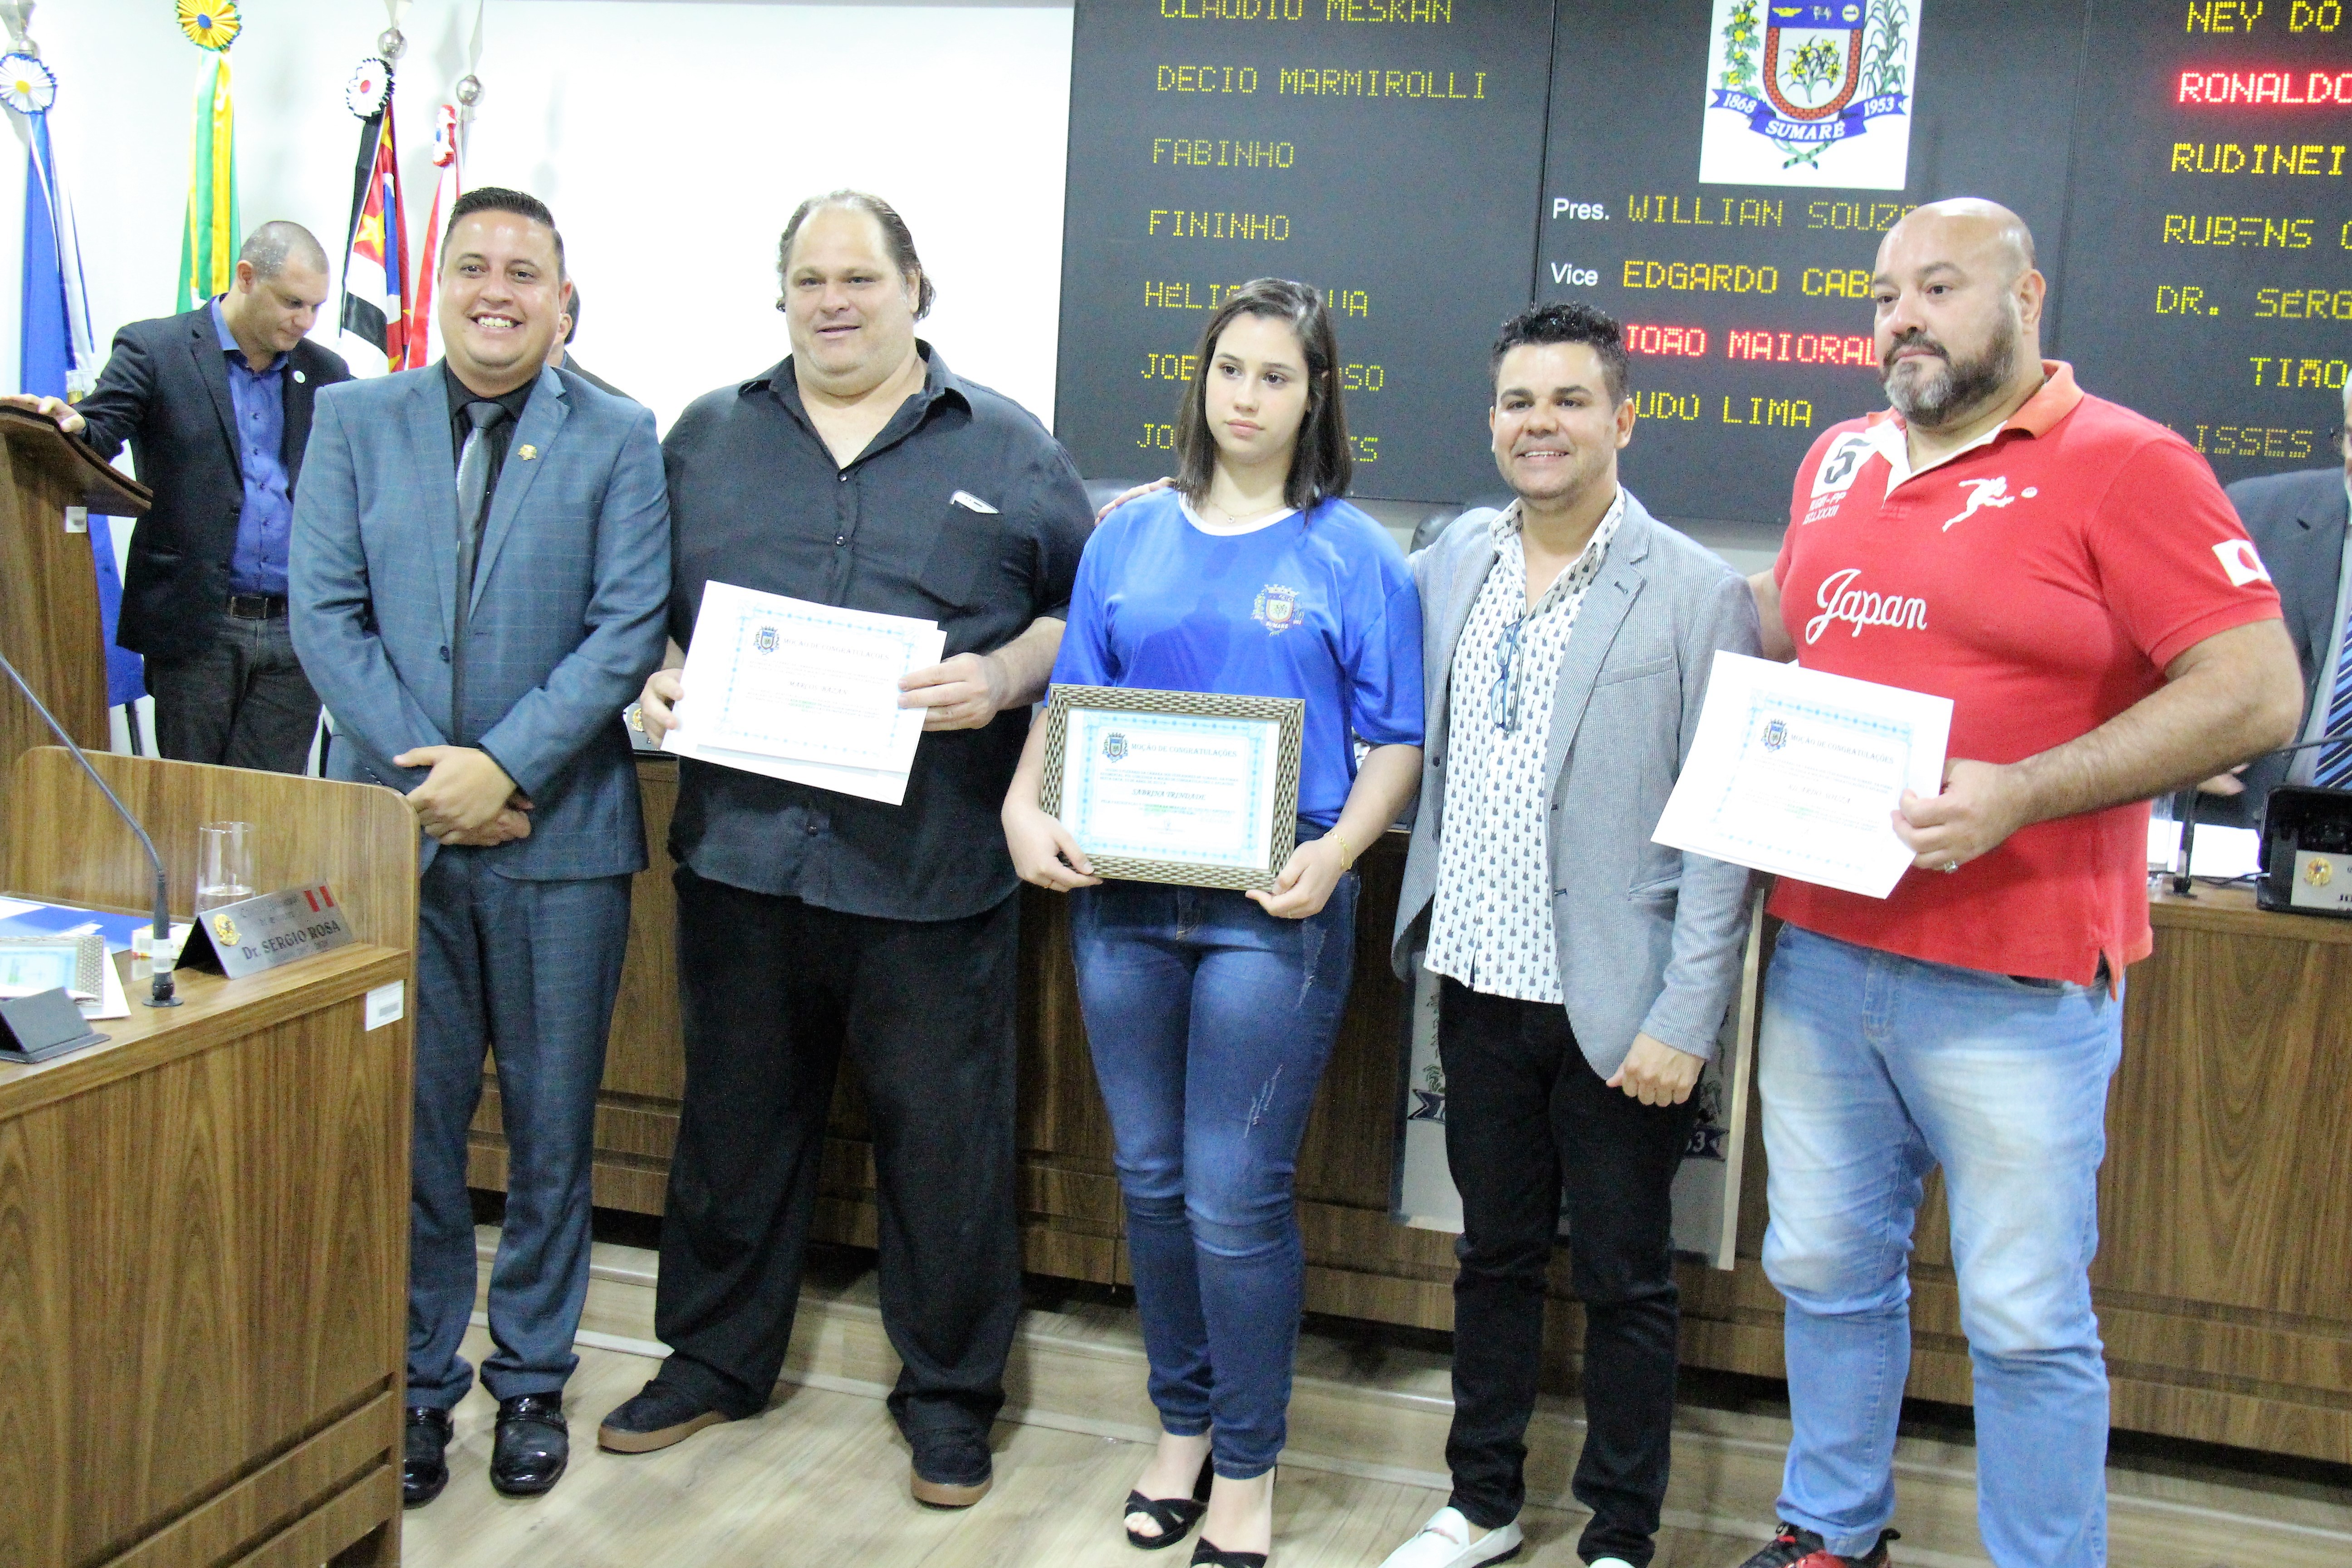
20, 112, 143, 708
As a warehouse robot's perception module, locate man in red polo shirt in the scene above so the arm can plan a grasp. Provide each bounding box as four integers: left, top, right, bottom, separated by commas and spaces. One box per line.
1735, 200, 2301, 1568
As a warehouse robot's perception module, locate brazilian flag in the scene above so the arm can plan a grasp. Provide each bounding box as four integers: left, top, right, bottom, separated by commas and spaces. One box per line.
175, 54, 238, 311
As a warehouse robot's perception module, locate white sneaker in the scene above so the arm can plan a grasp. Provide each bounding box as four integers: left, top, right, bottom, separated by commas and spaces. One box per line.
1375, 1507, 1524, 1568
1588, 1560, 1637, 1568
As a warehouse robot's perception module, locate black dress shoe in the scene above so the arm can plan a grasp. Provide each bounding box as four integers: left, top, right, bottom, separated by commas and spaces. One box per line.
403, 1406, 454, 1508
490, 1393, 569, 1497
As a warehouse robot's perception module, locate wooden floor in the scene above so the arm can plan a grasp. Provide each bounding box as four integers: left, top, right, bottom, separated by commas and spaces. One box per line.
402, 1348, 1757, 1568
399, 1234, 2352, 1568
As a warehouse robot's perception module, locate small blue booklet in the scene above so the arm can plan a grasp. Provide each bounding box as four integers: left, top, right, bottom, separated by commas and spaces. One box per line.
0, 898, 164, 953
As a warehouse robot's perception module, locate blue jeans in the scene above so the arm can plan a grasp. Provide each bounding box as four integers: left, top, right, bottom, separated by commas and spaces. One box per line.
1759, 926, 2122, 1568
1069, 872, 1358, 1478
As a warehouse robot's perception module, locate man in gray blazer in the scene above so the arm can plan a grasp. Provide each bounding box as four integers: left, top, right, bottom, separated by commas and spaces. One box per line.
1379, 303, 1759, 1568
291, 188, 670, 1508
2200, 377, 2350, 827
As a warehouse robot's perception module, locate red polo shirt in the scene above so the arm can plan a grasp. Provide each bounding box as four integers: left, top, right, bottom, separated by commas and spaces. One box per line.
1770, 363, 2283, 982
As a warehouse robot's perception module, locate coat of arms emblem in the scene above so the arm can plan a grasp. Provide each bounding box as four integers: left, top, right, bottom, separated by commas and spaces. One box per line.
1102, 733, 1129, 762
1762, 718, 1789, 751
1700, 0, 1921, 189
754, 625, 780, 654
1252, 583, 1301, 635
212, 913, 240, 947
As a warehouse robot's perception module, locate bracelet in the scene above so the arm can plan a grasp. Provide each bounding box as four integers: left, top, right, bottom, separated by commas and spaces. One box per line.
1327, 829, 1357, 872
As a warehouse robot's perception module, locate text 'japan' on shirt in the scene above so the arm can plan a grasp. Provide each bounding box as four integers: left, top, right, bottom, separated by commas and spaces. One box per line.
1769, 362, 2283, 984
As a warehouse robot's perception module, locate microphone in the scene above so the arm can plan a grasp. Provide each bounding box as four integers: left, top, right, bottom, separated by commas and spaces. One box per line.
0, 646, 179, 1006
2169, 725, 2352, 898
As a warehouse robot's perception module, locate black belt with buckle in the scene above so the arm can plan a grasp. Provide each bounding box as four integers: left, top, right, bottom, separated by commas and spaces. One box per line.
225, 593, 288, 620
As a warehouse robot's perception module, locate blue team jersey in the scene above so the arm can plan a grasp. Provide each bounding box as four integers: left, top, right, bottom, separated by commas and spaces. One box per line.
1050, 489, 1425, 829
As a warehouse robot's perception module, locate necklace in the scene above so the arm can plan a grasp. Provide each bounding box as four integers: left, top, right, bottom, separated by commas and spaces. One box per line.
1203, 496, 1288, 528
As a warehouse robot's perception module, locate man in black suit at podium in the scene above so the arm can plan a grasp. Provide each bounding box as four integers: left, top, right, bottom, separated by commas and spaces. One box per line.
1, 220, 350, 772
2199, 377, 2352, 828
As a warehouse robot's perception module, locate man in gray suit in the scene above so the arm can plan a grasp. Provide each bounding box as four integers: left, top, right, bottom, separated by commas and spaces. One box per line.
2200, 377, 2351, 826
291, 187, 670, 1507
1378, 302, 1759, 1568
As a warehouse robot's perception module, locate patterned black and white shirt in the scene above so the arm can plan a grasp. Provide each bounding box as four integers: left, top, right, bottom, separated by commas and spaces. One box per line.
1424, 492, 1625, 1003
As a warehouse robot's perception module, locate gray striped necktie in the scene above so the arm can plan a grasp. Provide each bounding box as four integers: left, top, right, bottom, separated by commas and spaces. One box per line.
451, 400, 509, 741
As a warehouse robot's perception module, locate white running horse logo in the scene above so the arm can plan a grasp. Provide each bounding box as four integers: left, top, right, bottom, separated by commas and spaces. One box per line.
1944, 475, 2035, 531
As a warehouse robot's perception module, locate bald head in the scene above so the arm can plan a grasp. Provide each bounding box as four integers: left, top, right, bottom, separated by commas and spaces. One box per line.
238, 220, 329, 281
1870, 197, 2048, 434
1881, 198, 2036, 286
221, 221, 331, 365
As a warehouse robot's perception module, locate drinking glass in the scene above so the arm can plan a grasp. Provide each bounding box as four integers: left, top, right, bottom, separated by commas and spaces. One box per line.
196, 821, 256, 914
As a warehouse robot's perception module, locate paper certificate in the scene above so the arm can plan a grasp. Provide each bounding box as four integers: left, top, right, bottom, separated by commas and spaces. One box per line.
1652, 651, 1953, 899
1063, 709, 1281, 870
662, 583, 946, 807
1041, 685, 1307, 891
683, 583, 943, 769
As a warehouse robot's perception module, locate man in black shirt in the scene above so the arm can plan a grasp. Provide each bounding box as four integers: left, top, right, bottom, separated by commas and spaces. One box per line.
599, 191, 1091, 1508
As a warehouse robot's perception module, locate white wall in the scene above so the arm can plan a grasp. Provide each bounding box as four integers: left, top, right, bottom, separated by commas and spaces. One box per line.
1, 0, 1076, 433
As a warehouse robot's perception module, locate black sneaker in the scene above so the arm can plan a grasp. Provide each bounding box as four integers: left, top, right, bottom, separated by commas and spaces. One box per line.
907, 1425, 994, 1508
1734, 1522, 1898, 1568
597, 1377, 732, 1454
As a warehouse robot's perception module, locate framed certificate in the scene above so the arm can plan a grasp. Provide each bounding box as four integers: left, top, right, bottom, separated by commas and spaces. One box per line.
1040, 684, 1306, 891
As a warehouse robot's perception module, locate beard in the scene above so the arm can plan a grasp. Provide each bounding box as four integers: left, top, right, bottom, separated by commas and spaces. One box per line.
1880, 318, 2018, 429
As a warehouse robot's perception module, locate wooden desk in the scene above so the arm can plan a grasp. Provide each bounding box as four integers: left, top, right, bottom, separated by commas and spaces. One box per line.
3, 749, 418, 1568
471, 760, 2352, 1465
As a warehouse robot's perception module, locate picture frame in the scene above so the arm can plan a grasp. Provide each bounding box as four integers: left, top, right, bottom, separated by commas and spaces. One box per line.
1040, 684, 1306, 892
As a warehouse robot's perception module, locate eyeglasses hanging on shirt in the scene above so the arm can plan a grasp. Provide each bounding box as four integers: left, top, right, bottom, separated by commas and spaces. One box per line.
1489, 615, 1527, 734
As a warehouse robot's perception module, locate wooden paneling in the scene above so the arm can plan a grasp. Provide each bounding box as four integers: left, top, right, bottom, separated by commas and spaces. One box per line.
0, 952, 412, 1568
470, 764, 2352, 1465
0, 410, 149, 818
0, 754, 412, 1568
1673, 887, 2352, 1464
5, 747, 419, 950
2102, 911, 2352, 1319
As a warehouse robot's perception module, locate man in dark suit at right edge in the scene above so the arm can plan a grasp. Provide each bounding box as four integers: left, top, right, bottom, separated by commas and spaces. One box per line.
1, 220, 350, 773
2198, 376, 2350, 827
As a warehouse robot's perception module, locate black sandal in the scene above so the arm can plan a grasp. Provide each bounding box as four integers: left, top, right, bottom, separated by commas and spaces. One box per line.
1124, 1456, 1213, 1550
1188, 1542, 1267, 1568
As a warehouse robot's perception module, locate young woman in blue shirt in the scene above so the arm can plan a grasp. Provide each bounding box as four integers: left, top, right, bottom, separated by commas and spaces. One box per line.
1002, 279, 1424, 1566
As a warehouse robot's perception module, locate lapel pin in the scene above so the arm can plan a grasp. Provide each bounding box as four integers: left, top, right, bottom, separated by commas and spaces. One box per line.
292, 369, 306, 384
518, 444, 539, 460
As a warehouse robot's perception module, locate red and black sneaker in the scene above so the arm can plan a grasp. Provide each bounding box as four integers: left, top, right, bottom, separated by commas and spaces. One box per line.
1733, 1522, 1898, 1568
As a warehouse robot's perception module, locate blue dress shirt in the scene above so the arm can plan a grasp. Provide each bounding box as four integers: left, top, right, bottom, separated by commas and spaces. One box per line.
210, 297, 293, 596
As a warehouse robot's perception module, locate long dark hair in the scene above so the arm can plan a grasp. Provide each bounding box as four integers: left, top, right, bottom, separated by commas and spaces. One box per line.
1173, 278, 1352, 512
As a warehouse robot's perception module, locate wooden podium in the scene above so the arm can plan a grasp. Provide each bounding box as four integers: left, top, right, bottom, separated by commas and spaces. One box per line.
0, 748, 418, 1568
0, 408, 150, 804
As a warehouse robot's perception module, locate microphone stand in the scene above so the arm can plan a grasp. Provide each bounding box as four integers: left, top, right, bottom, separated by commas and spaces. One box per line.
0, 647, 178, 1006
2171, 725, 2352, 899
